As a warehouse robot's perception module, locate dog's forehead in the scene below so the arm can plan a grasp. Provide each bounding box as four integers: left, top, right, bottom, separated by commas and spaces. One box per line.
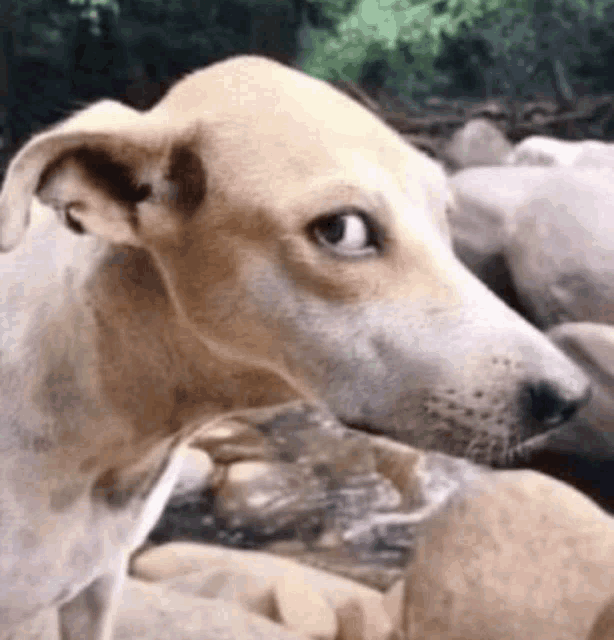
157, 56, 439, 197
163, 56, 392, 141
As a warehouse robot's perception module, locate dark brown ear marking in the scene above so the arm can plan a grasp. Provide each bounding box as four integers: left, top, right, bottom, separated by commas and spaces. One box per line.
37, 145, 154, 236
167, 145, 206, 217
38, 146, 151, 207
65, 206, 87, 234
70, 147, 152, 205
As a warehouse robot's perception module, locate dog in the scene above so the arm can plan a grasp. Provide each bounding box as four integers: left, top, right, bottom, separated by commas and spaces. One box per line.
0, 55, 591, 639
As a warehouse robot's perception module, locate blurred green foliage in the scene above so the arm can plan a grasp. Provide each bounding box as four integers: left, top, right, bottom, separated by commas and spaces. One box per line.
301, 0, 614, 97
2, 0, 614, 129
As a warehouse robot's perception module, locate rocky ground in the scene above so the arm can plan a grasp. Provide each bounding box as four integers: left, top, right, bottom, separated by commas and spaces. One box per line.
145, 403, 425, 591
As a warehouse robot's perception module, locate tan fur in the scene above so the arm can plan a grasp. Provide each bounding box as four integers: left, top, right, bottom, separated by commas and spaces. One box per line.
0, 56, 593, 639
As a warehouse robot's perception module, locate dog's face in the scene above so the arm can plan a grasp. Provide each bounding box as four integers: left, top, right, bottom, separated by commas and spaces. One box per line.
0, 56, 589, 465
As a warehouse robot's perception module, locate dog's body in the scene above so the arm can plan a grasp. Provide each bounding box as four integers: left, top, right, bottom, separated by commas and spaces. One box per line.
0, 56, 592, 639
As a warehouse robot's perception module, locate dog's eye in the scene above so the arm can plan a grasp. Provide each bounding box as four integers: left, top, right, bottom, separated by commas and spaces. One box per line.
311, 211, 378, 257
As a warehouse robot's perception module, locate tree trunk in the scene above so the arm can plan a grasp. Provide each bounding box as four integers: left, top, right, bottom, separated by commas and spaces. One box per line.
0, 27, 16, 149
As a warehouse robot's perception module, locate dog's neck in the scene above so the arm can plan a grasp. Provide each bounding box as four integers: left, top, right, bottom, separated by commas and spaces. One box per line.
17, 245, 296, 472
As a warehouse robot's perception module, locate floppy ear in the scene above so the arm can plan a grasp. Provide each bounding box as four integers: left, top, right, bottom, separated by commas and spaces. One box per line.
0, 99, 206, 251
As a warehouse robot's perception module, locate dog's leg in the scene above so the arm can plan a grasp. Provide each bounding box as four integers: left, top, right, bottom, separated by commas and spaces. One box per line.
58, 556, 127, 640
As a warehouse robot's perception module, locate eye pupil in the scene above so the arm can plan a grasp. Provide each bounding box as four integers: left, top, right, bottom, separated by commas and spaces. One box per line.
311, 210, 379, 256
320, 216, 346, 244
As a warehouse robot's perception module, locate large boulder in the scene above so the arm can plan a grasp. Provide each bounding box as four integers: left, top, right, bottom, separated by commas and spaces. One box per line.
448, 166, 556, 318
505, 135, 613, 168
132, 543, 393, 640
0, 578, 313, 640
443, 118, 513, 171
116, 579, 310, 640
449, 166, 554, 272
390, 463, 614, 640
506, 167, 614, 328
450, 166, 614, 329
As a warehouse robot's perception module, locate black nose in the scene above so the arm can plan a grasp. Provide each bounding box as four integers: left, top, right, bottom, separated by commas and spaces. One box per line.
527, 380, 592, 427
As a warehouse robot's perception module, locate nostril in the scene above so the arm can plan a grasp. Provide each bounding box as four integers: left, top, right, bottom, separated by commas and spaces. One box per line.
528, 380, 592, 426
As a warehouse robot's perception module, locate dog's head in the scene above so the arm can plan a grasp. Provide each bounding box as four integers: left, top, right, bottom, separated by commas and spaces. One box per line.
0, 56, 590, 465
